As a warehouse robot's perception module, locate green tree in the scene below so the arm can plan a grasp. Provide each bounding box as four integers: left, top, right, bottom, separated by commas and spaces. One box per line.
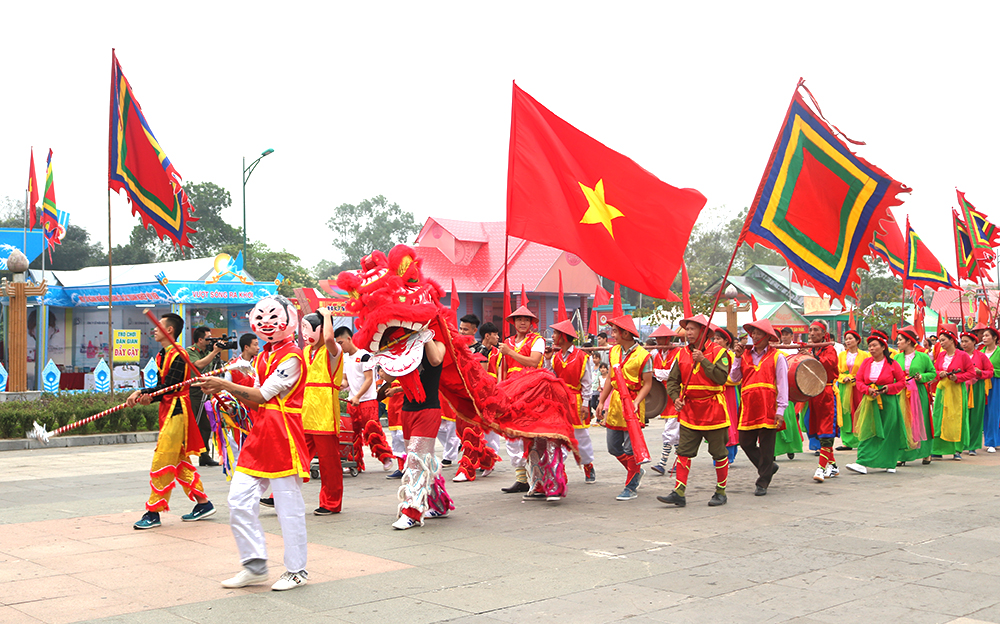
31, 225, 106, 271
0, 196, 27, 228
113, 182, 243, 262
324, 196, 420, 267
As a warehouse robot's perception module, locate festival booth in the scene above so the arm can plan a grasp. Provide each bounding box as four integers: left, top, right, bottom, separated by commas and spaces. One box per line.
5, 253, 279, 390
412, 218, 600, 334
709, 302, 810, 339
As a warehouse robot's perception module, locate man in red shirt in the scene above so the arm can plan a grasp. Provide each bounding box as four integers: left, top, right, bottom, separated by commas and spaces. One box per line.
802, 320, 840, 483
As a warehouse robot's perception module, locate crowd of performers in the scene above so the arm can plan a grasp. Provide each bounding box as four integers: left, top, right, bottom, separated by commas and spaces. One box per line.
118, 247, 1000, 593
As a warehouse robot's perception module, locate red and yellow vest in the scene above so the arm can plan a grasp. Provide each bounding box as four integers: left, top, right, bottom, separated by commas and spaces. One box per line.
302, 343, 344, 435
675, 342, 730, 430
738, 347, 781, 430
553, 347, 590, 428
606, 343, 651, 430
503, 332, 542, 375
156, 346, 204, 455
236, 338, 311, 480
487, 348, 501, 378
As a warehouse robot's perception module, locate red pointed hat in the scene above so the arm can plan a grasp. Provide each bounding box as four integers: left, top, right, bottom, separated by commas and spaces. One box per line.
743, 319, 779, 342
678, 314, 710, 329
650, 324, 676, 338
608, 315, 640, 337
897, 325, 919, 345
550, 319, 578, 339
507, 305, 537, 322
972, 322, 990, 331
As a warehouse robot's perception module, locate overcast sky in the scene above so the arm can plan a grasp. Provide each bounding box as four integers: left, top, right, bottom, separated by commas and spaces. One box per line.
1, 1, 997, 283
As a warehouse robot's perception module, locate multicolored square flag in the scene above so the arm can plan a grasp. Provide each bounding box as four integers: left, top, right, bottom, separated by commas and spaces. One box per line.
957, 189, 998, 264
742, 80, 910, 303
505, 82, 704, 301
905, 216, 956, 290
953, 209, 992, 282
109, 49, 198, 249
868, 215, 907, 279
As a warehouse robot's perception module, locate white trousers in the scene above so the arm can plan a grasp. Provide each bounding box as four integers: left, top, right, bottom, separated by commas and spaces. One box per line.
574, 428, 595, 465
437, 419, 460, 462
484, 430, 503, 454
662, 418, 680, 446
389, 428, 406, 457
506, 437, 527, 469
228, 471, 308, 573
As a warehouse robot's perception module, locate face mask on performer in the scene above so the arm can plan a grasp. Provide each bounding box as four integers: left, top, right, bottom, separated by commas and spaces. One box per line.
250, 295, 298, 344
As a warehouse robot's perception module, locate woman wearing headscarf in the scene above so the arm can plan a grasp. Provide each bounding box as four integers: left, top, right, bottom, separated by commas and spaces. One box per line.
894, 326, 936, 466
846, 330, 906, 474
931, 328, 975, 460
836, 329, 868, 450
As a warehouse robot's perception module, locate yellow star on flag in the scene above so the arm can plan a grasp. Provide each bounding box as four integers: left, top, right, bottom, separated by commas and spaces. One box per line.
579, 179, 624, 238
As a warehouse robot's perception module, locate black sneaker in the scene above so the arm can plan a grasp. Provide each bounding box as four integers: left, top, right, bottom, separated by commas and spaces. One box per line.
441, 459, 453, 466
501, 481, 529, 493
314, 507, 336, 516
260, 497, 274, 508
134, 511, 161, 529
200, 452, 220, 467
656, 491, 686, 507
754, 486, 767, 496
708, 492, 728, 506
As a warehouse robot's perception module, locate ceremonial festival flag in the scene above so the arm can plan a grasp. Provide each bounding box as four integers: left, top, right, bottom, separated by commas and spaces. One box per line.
742, 80, 909, 303
868, 217, 907, 279
848, 304, 856, 331
612, 283, 623, 318
505, 83, 705, 300
27, 149, 38, 230
109, 49, 197, 249
953, 210, 991, 282
978, 298, 991, 327
588, 284, 611, 335
450, 279, 459, 313
904, 216, 956, 290
958, 189, 998, 263
750, 294, 759, 322
42, 149, 60, 251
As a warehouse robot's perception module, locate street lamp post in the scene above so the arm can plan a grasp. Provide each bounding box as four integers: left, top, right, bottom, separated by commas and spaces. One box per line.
242, 148, 274, 261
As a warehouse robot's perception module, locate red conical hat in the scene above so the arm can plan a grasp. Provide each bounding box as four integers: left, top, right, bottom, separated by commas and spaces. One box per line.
550, 319, 577, 339
743, 319, 778, 342
650, 324, 676, 338
608, 315, 640, 337
678, 314, 710, 329
898, 325, 919, 345
507, 305, 537, 322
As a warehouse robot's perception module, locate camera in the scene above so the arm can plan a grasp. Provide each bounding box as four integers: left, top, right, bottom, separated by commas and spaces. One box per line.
209, 334, 239, 350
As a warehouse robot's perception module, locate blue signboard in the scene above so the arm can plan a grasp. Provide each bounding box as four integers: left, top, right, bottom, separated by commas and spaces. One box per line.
0, 229, 45, 269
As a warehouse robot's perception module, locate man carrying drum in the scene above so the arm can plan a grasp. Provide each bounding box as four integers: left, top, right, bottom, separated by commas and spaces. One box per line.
802, 320, 840, 483
730, 320, 788, 496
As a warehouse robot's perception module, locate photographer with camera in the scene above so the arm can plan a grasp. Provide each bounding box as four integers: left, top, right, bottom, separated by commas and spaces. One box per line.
188, 326, 231, 467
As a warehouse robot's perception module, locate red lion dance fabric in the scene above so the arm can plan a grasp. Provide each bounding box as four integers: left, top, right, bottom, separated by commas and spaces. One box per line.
336, 245, 578, 455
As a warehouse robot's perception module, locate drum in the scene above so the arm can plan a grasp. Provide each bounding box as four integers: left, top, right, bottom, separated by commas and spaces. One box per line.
785, 353, 828, 403
644, 380, 669, 417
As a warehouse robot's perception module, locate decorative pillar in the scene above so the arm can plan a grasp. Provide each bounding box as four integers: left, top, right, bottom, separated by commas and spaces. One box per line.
2, 251, 46, 393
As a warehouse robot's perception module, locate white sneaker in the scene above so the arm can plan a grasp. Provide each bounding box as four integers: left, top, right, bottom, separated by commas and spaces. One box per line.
392, 515, 420, 530
452, 472, 469, 482
271, 570, 308, 591
846, 463, 867, 474
383, 459, 394, 472
425, 509, 448, 518
813, 467, 825, 483
824, 465, 840, 478
988, 447, 996, 453
221, 569, 268, 588
886, 468, 896, 473
481, 468, 493, 478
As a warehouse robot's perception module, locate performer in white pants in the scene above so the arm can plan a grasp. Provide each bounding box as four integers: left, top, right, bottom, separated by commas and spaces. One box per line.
195, 295, 311, 592
647, 324, 681, 476
436, 415, 461, 465
546, 320, 596, 484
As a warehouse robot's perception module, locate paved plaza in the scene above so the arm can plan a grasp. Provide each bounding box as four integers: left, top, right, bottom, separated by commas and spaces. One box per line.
1, 423, 999, 624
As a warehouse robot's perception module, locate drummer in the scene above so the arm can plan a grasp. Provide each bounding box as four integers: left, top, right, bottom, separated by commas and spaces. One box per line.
730, 320, 788, 496
649, 324, 680, 476
801, 320, 840, 483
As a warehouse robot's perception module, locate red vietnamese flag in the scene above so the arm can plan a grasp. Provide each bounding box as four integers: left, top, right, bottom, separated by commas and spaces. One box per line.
27, 149, 39, 230
505, 83, 706, 300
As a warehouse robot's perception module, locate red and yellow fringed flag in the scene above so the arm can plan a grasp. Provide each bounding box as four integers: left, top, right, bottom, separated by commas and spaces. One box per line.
953, 210, 992, 282
904, 216, 956, 290
868, 215, 907, 279
42, 149, 61, 251
958, 189, 998, 265
742, 79, 909, 303
109, 49, 198, 249
27, 149, 39, 231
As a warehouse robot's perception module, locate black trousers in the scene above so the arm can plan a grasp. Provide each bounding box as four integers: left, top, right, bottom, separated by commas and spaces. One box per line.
738, 428, 777, 488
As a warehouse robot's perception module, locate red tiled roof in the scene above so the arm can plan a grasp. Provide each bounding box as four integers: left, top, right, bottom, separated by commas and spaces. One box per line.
414, 218, 596, 295
930, 288, 999, 320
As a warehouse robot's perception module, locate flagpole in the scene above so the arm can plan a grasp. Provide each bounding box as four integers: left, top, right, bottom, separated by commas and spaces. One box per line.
23, 187, 28, 253
107, 189, 114, 394
953, 236, 966, 333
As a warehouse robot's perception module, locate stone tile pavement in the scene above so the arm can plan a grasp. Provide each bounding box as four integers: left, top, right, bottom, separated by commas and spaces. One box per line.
1, 422, 999, 623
